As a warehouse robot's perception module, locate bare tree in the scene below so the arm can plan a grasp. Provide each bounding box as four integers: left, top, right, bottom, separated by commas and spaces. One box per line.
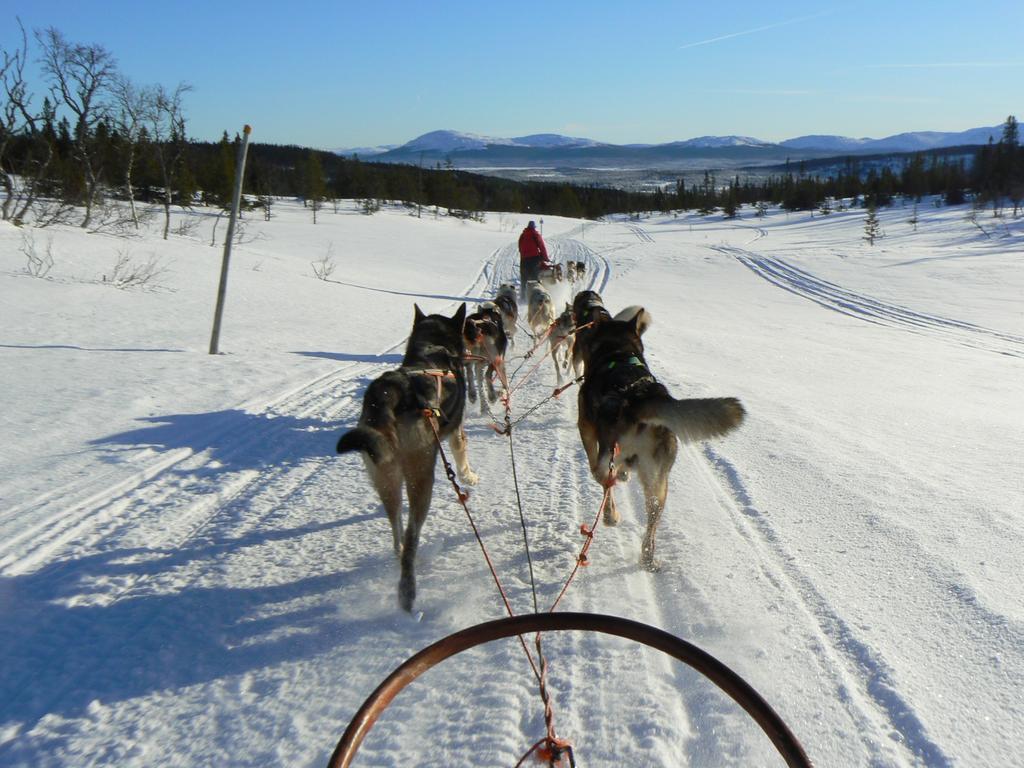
20, 230, 55, 277
146, 82, 191, 239
103, 244, 167, 289
35, 27, 118, 228
311, 242, 337, 280
111, 75, 154, 229
1, 20, 58, 224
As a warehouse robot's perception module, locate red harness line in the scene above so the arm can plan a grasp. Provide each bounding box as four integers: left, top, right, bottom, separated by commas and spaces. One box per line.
420, 408, 543, 685
426, 324, 605, 766
413, 368, 455, 408
548, 460, 617, 614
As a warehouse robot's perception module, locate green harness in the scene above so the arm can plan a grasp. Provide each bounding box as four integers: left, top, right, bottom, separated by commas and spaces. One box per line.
607, 356, 644, 370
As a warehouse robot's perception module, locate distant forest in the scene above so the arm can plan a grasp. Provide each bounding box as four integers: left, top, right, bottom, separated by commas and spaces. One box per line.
3, 24, 1022, 231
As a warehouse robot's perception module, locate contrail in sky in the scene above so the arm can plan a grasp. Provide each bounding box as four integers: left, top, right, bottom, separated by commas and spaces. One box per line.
862, 61, 1024, 69
679, 12, 831, 50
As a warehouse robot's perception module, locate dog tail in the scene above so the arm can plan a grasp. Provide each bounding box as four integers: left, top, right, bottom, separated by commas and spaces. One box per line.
613, 305, 653, 336
640, 396, 745, 442
336, 374, 403, 463
336, 426, 390, 463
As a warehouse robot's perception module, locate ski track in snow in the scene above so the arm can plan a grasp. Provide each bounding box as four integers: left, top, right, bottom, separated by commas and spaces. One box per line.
720, 244, 1024, 358
698, 445, 955, 767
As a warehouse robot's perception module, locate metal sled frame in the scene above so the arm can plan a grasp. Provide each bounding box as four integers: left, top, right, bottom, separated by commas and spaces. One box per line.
326, 612, 813, 767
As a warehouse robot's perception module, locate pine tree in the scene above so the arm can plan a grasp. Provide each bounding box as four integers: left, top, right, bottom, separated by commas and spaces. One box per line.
303, 151, 326, 223
722, 185, 739, 218
863, 203, 881, 245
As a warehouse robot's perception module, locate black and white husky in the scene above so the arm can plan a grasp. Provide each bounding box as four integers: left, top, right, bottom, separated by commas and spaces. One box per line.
336, 304, 477, 611
572, 291, 745, 570
463, 302, 508, 413
493, 283, 519, 348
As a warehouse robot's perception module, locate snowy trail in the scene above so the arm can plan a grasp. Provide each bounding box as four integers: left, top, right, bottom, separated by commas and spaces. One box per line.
3, 202, 1021, 767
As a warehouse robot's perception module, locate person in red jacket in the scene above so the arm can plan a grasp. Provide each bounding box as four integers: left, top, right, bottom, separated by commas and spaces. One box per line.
517, 220, 550, 300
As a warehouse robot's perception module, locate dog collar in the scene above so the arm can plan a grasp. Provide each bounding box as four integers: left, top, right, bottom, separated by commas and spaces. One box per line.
607, 356, 644, 370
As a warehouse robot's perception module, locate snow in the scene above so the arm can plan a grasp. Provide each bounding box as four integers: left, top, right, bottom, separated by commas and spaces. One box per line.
0, 197, 1021, 767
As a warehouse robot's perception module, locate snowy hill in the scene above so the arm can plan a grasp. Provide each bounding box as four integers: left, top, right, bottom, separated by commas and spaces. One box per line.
668, 135, 773, 148
400, 129, 522, 152
511, 132, 605, 148
1, 199, 1022, 767
364, 123, 1006, 172
779, 134, 874, 152
332, 144, 398, 157
781, 125, 1003, 153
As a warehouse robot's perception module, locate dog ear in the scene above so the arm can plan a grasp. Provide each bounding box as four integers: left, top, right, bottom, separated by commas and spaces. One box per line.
627, 312, 642, 335
413, 304, 426, 324
452, 302, 467, 328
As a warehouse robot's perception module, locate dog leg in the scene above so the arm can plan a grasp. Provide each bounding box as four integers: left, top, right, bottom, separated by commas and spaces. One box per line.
476, 363, 488, 415
398, 447, 437, 612
368, 457, 403, 556
578, 415, 620, 526
486, 363, 498, 402
449, 425, 479, 486
604, 491, 621, 527
638, 476, 668, 571
550, 342, 564, 385
466, 363, 478, 405
637, 438, 675, 571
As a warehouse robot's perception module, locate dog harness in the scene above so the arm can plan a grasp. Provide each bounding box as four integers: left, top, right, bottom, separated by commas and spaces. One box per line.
602, 355, 656, 395
409, 368, 457, 418
606, 356, 644, 370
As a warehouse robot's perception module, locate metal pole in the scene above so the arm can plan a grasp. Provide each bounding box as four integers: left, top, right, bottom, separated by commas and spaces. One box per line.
209, 124, 252, 354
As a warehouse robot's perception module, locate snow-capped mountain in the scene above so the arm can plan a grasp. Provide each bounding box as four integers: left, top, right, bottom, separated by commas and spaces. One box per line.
353, 123, 1006, 172
779, 135, 873, 152
781, 125, 1002, 153
393, 130, 602, 153
401, 130, 521, 153
332, 144, 398, 157
511, 133, 605, 149
669, 135, 773, 148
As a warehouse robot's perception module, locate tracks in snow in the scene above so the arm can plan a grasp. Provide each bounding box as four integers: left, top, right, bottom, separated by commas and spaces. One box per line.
695, 444, 954, 765
721, 244, 1024, 358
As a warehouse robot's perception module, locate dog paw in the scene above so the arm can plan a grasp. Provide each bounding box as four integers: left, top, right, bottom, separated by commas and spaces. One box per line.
398, 576, 416, 612
639, 555, 662, 572
603, 507, 620, 526
460, 469, 479, 486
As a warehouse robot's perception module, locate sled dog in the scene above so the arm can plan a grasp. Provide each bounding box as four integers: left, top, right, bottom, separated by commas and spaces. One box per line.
574, 297, 745, 570
571, 289, 612, 376
494, 283, 519, 348
537, 264, 562, 291
463, 302, 508, 413
336, 303, 478, 611
549, 303, 576, 385
527, 281, 556, 337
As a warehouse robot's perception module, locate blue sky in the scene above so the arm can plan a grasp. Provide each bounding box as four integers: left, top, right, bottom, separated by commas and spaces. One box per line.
3, 0, 1022, 148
